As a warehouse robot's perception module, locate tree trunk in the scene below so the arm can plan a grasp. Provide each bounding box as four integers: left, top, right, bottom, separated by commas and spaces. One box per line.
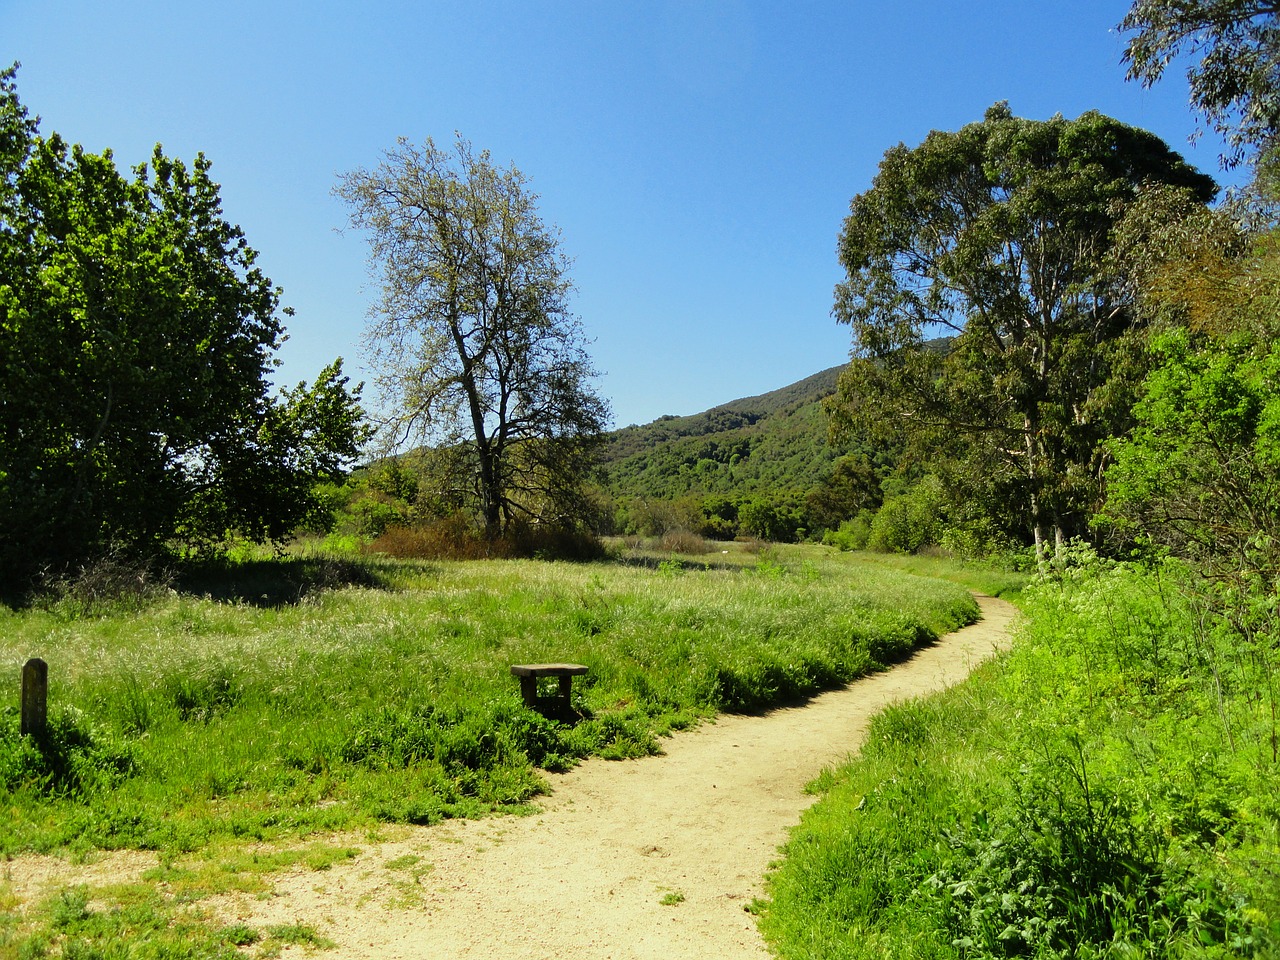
462, 372, 503, 538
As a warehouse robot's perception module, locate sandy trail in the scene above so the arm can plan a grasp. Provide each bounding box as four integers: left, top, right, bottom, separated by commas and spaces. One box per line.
6, 595, 1017, 959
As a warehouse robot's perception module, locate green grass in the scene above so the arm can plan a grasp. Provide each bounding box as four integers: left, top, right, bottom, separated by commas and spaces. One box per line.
0, 840, 358, 959
0, 544, 976, 858
759, 558, 1280, 959
840, 549, 1031, 600
0, 542, 979, 957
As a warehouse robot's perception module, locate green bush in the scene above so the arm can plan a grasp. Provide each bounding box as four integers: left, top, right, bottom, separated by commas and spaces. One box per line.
761, 561, 1279, 958
866, 476, 948, 554
739, 497, 802, 543
0, 706, 136, 797
823, 511, 873, 551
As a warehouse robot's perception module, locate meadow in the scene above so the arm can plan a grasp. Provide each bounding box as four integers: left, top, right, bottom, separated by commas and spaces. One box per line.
0, 544, 977, 859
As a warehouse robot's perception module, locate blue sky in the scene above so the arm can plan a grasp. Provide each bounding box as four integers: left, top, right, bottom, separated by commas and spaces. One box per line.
3, 1, 1235, 428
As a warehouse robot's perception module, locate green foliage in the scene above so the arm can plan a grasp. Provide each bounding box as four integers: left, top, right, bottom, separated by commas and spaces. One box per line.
1120, 0, 1280, 170
866, 476, 948, 554
926, 762, 1248, 958
0, 66, 368, 588
823, 512, 873, 552
828, 103, 1216, 558
0, 548, 976, 853
1105, 327, 1280, 582
738, 496, 804, 543
760, 562, 1279, 959
804, 454, 883, 533
602, 366, 890, 537
0, 706, 135, 797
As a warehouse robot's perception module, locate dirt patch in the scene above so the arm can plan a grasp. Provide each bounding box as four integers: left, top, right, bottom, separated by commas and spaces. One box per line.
4, 595, 1017, 959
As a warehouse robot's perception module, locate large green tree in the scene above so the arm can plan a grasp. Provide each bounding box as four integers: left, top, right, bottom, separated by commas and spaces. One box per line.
0, 66, 368, 583
336, 136, 609, 538
1121, 0, 1280, 169
827, 104, 1216, 563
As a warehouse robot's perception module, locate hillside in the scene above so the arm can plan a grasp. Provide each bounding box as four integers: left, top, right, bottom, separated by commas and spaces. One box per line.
599, 365, 854, 502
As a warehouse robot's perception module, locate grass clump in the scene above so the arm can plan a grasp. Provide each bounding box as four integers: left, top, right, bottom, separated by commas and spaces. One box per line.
759, 558, 1279, 958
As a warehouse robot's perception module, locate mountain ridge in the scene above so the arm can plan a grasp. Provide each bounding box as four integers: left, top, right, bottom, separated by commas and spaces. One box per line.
599, 364, 851, 503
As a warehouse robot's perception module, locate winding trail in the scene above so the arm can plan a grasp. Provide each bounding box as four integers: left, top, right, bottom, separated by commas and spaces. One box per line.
7, 595, 1018, 958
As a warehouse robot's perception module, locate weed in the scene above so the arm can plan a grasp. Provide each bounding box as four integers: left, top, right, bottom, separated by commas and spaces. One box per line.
761, 560, 1278, 959
266, 922, 335, 948
0, 706, 136, 797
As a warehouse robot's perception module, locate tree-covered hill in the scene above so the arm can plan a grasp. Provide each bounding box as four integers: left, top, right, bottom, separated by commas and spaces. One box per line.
599, 365, 853, 503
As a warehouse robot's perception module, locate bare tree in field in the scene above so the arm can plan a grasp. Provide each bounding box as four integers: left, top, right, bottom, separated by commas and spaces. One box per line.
337, 136, 609, 537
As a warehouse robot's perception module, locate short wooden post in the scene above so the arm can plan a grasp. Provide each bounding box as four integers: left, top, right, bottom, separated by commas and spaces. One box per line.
21, 657, 47, 739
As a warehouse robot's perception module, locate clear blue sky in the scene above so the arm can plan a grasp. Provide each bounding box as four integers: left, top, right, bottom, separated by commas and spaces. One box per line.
3, 0, 1235, 429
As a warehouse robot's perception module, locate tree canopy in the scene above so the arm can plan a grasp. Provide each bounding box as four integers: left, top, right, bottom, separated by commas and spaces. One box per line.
1121, 0, 1280, 169
827, 104, 1216, 562
0, 65, 368, 585
336, 136, 609, 538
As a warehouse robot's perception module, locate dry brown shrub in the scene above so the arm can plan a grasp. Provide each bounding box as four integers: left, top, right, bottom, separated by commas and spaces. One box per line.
368, 517, 602, 561
659, 529, 711, 555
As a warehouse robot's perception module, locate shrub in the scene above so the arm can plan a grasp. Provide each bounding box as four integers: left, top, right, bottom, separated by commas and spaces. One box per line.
659, 529, 712, 554
0, 705, 136, 798
35, 550, 172, 616
866, 476, 948, 554
738, 498, 802, 543
823, 511, 873, 551
368, 517, 603, 561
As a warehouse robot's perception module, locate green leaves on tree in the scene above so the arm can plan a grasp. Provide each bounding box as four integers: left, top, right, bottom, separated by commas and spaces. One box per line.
336, 135, 609, 539
828, 104, 1216, 565
0, 65, 369, 585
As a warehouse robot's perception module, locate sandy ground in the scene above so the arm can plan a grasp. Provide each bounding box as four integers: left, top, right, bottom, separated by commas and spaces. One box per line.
5, 595, 1017, 959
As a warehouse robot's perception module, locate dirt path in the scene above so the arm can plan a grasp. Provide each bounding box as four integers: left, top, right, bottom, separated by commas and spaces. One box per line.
7, 595, 1018, 959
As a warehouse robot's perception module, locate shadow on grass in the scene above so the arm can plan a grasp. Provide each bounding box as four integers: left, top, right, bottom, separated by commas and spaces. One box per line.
2, 552, 412, 613
606, 554, 750, 573
172, 555, 396, 607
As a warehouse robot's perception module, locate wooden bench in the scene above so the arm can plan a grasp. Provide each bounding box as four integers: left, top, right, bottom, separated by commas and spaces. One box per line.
510, 663, 588, 719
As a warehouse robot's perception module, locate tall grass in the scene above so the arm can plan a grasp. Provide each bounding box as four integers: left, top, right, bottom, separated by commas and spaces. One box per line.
760, 558, 1280, 958
0, 545, 976, 856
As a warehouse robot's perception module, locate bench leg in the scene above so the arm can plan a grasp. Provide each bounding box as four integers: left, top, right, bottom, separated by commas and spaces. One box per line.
519, 675, 538, 708
558, 675, 574, 713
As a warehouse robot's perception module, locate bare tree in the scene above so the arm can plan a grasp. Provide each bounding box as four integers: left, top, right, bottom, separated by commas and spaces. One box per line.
336, 136, 609, 536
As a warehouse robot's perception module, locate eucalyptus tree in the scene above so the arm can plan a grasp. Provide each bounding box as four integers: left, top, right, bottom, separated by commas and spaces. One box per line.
827, 104, 1216, 564
336, 136, 609, 537
0, 65, 367, 585
1121, 0, 1280, 169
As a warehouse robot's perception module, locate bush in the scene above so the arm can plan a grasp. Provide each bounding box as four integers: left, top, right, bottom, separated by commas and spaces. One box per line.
658, 529, 712, 555
739, 498, 802, 543
0, 706, 136, 798
367, 517, 603, 561
35, 551, 172, 616
823, 511, 873, 552
866, 476, 948, 553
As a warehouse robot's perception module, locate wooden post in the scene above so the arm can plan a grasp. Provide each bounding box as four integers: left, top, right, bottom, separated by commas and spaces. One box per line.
21, 657, 47, 739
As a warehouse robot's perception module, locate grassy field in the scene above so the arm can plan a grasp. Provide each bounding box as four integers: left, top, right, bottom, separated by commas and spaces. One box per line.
0, 543, 984, 957
0, 543, 977, 860
759, 557, 1280, 959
